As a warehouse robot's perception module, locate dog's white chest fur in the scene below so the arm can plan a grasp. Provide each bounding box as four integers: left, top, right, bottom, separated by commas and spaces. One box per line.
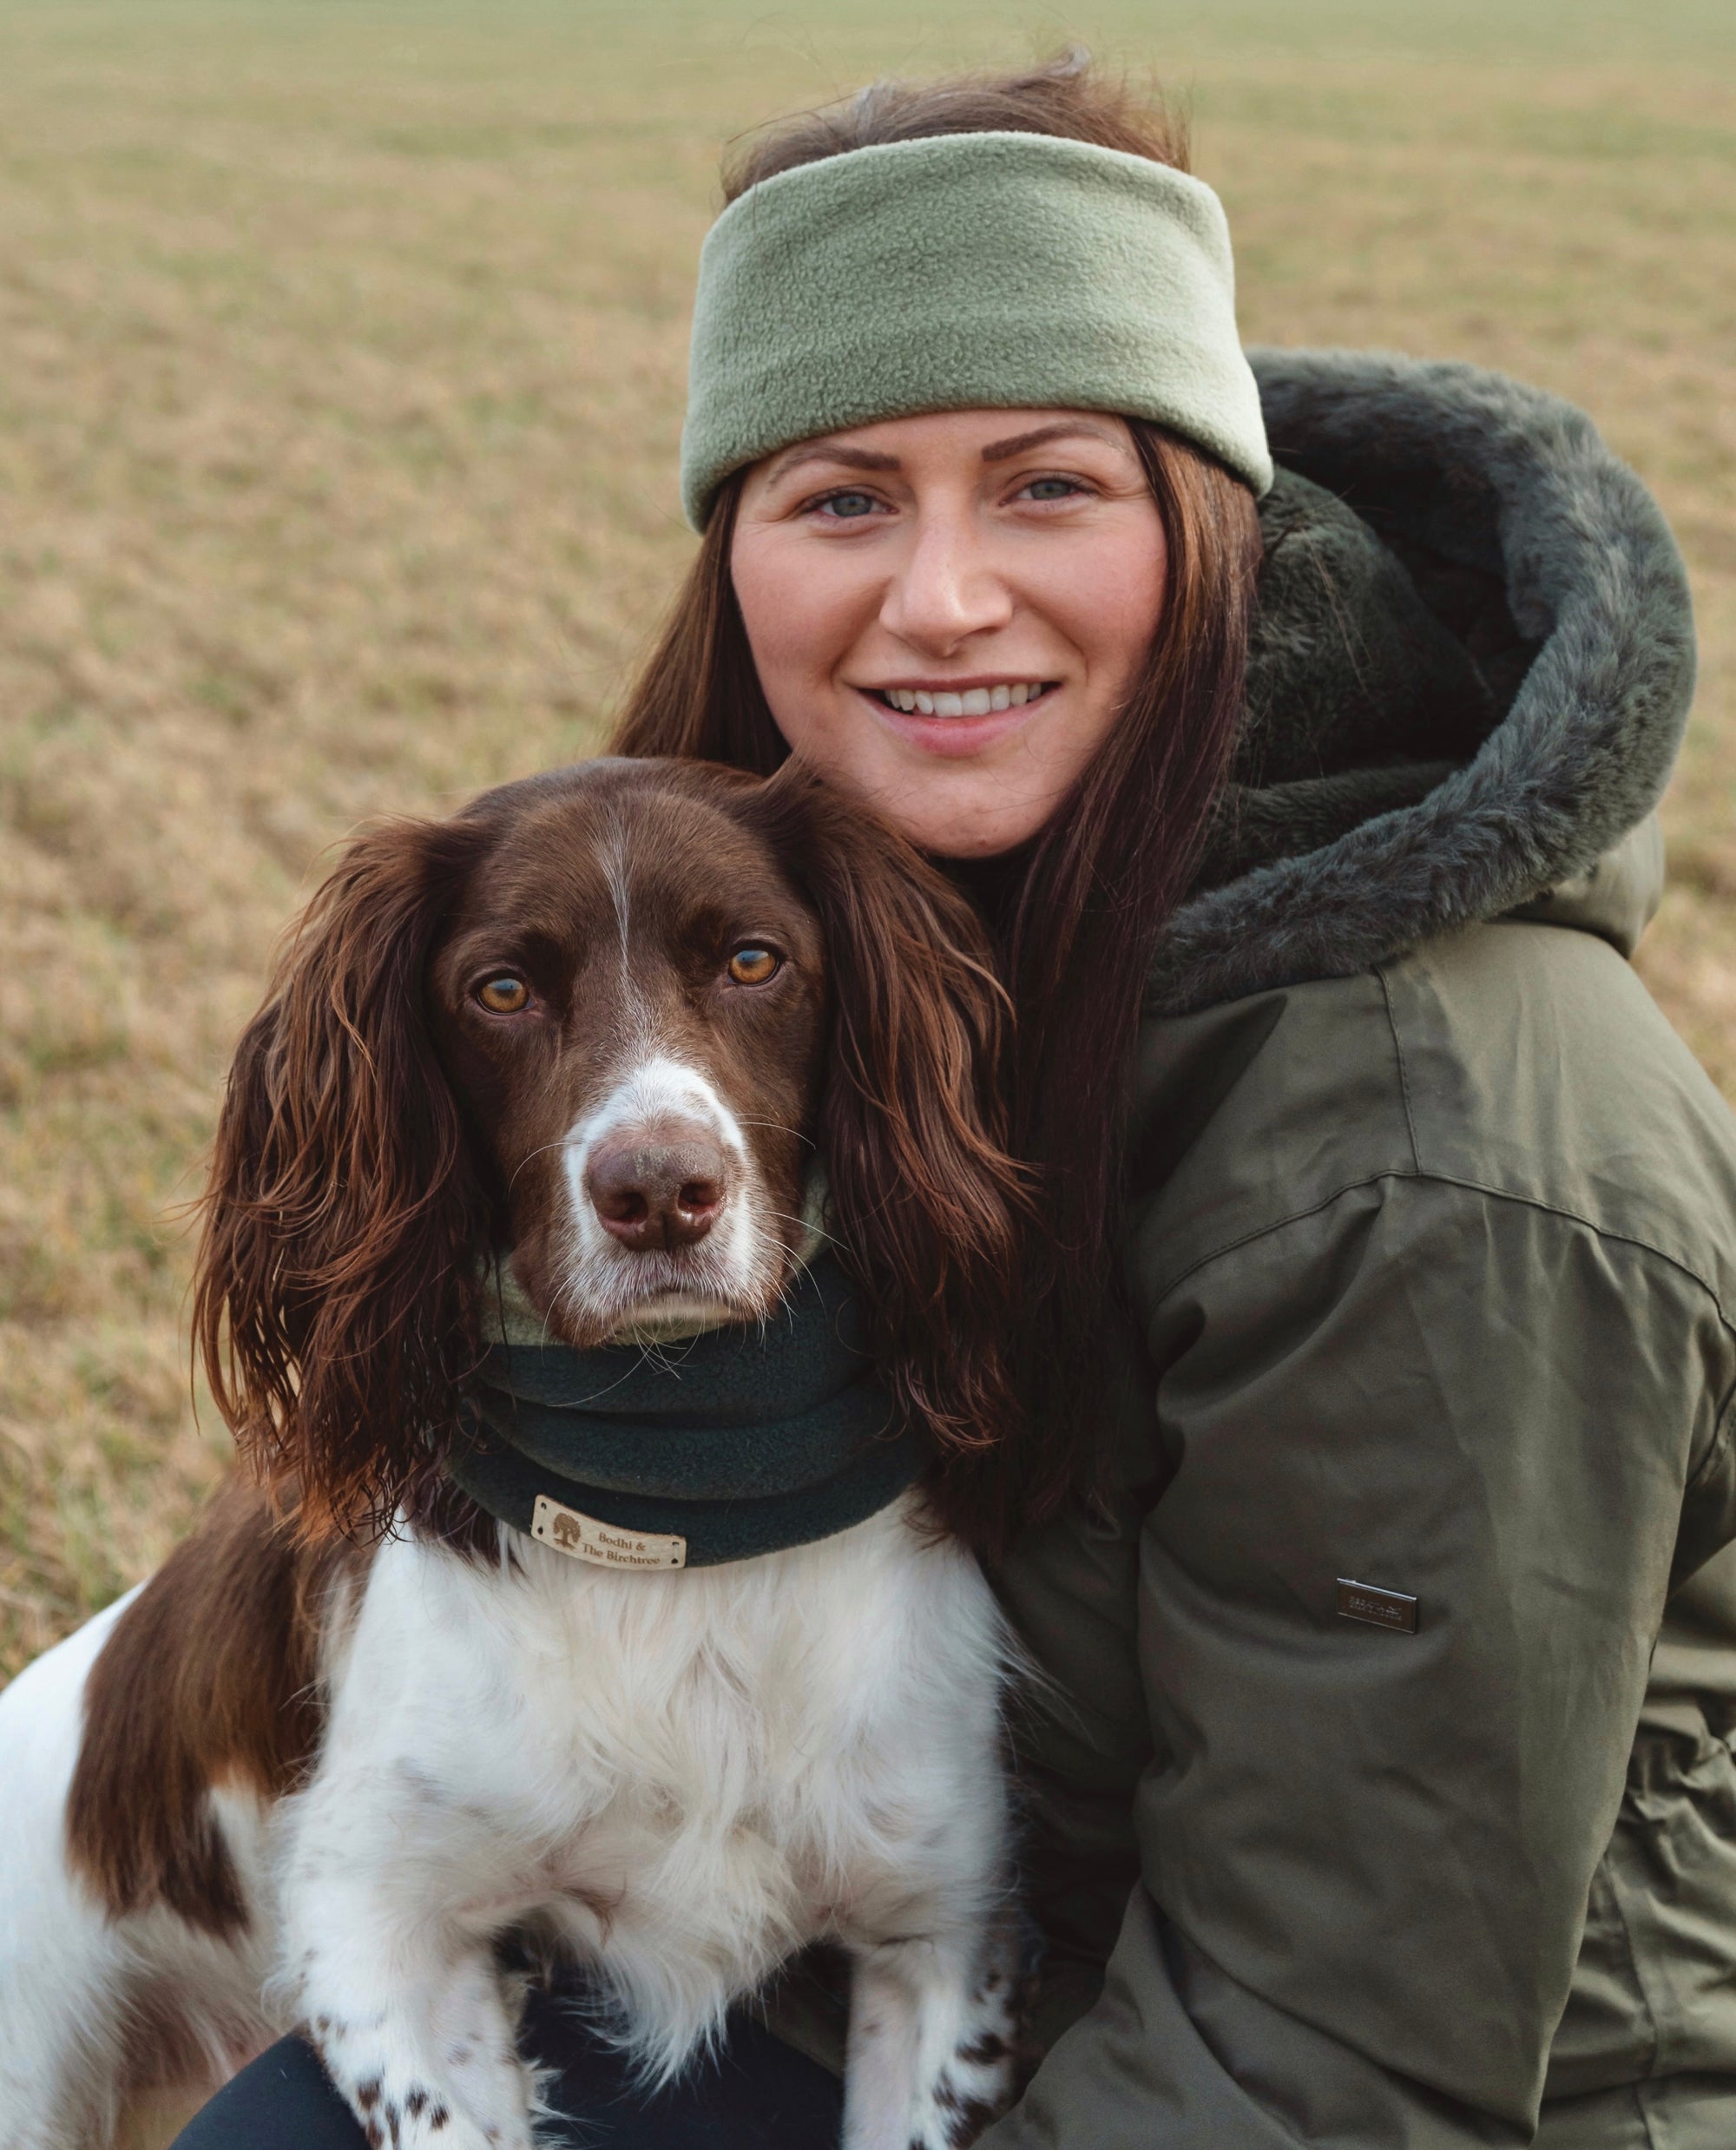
277, 1494, 1016, 2140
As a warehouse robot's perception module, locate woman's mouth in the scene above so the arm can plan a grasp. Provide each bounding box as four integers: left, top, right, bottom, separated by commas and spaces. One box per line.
868, 681, 1055, 715
854, 680, 1060, 761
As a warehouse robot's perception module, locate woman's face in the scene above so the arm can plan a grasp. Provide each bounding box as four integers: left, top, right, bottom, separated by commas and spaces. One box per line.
730, 407, 1167, 858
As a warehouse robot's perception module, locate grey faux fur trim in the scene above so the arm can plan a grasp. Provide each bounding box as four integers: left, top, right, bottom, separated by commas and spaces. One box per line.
1147, 350, 1695, 1016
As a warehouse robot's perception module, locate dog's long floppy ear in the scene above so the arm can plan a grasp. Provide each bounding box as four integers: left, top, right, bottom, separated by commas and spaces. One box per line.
194, 816, 494, 1542
743, 763, 1034, 1547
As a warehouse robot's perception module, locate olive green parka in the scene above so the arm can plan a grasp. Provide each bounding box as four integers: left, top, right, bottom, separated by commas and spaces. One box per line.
763, 350, 1731, 2143
978, 352, 1736, 2149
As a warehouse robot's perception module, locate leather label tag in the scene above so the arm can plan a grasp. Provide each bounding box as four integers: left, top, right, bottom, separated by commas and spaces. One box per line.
532, 1494, 687, 1571
1337, 1578, 1417, 1634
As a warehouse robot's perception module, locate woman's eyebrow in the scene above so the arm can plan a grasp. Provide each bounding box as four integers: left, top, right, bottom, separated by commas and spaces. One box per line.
763, 441, 901, 484
980, 420, 1122, 463
761, 419, 1121, 487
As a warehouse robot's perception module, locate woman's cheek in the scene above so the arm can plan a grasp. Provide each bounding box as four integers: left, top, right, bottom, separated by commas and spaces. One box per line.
733, 537, 856, 722
1055, 531, 1166, 698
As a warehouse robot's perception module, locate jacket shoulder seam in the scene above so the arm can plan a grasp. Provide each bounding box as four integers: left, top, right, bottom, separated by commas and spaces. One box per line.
1420, 1171, 1734, 1331
1147, 1168, 1735, 1333
1145, 1169, 1411, 1305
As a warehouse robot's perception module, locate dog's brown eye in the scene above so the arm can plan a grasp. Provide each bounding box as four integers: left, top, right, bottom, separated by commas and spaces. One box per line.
727, 946, 780, 986
477, 976, 529, 1014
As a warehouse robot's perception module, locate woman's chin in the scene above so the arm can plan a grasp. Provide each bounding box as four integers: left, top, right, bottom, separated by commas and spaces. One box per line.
864, 777, 1069, 860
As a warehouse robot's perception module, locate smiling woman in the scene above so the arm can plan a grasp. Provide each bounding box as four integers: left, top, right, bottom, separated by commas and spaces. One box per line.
619, 395, 1259, 1535
617, 149, 1263, 1534
593, 47, 1736, 2150
731, 408, 1169, 856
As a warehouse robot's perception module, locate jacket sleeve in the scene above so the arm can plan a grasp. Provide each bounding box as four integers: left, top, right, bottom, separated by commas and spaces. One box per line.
981, 1170, 1736, 2148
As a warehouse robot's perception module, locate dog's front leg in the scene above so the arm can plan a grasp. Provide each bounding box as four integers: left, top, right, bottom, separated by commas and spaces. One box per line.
842, 1918, 1021, 2150
280, 1801, 538, 2150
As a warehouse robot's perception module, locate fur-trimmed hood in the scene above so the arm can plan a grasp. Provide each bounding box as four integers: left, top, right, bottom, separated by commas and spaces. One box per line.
1148, 349, 1695, 1016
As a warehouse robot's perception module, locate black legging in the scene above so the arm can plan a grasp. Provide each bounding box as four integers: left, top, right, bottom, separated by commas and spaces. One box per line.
170, 1994, 844, 2150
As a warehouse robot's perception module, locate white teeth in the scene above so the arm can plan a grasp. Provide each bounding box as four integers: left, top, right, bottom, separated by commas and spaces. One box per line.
880, 681, 1047, 714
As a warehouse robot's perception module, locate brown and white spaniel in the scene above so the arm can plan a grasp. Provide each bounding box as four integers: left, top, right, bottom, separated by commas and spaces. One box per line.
0, 758, 1032, 2150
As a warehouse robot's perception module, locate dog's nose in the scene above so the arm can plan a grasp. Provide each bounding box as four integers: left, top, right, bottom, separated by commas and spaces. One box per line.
586, 1135, 727, 1252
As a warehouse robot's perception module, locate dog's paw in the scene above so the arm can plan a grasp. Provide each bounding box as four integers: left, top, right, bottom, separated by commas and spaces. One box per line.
347, 2073, 534, 2150
310, 2016, 536, 2150
905, 1949, 1021, 2149
905, 2041, 1015, 2149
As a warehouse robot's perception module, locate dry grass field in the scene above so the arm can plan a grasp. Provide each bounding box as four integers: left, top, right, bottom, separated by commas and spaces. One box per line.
2, 0, 1733, 1680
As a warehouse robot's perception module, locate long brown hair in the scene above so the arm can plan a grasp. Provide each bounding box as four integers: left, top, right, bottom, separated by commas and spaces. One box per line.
615, 56, 1262, 1528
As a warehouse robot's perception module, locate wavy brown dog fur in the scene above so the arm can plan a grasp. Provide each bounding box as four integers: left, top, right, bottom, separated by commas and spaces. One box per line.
65, 1480, 360, 1936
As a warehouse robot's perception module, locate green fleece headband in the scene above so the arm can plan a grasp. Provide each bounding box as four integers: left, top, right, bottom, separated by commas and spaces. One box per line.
681, 129, 1273, 528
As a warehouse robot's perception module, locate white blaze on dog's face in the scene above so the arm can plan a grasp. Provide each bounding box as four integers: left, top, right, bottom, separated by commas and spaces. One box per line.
559, 1052, 764, 1337
427, 773, 827, 1345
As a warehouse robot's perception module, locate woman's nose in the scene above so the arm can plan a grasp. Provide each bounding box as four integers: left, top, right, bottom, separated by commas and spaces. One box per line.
878, 509, 1014, 654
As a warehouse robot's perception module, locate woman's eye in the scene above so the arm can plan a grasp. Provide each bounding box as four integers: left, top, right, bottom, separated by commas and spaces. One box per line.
1021, 476, 1087, 502
812, 490, 880, 521
477, 976, 529, 1014
727, 946, 781, 986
